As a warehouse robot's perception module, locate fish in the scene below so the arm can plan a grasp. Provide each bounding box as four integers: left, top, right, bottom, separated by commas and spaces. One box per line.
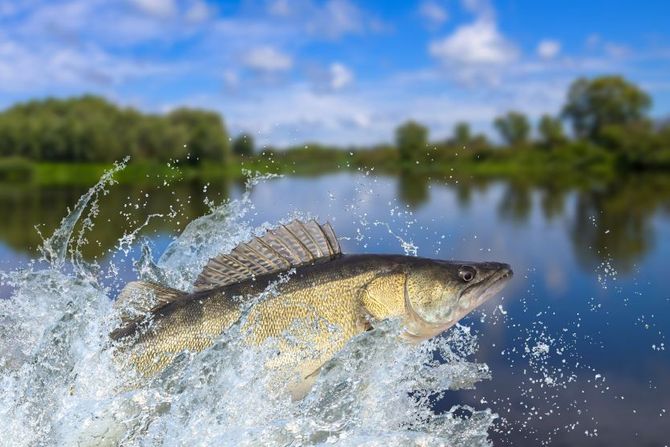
111, 219, 512, 397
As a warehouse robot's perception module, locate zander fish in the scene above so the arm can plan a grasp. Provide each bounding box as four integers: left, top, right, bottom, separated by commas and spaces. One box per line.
111, 219, 512, 397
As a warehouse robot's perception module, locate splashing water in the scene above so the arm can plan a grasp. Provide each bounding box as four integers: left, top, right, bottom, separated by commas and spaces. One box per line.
0, 167, 497, 446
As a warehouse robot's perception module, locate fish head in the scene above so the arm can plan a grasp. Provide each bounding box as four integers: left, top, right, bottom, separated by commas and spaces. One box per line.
402, 260, 513, 341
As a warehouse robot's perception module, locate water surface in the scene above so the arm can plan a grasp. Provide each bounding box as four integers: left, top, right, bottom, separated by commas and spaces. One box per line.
1, 169, 669, 446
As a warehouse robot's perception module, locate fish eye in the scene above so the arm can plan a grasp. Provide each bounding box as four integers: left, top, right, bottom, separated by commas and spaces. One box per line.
458, 266, 476, 282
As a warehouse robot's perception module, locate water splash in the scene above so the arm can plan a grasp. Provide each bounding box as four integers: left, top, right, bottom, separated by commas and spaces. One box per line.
0, 166, 496, 446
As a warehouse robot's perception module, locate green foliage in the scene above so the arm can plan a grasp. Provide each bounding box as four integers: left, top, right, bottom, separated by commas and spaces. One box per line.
537, 114, 566, 149
232, 133, 255, 157
599, 120, 670, 168
0, 96, 230, 164
494, 111, 530, 147
452, 122, 471, 146
562, 75, 652, 141
0, 157, 34, 182
168, 108, 230, 164
395, 120, 429, 164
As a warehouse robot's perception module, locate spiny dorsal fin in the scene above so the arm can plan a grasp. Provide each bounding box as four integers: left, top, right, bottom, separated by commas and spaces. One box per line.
111, 281, 187, 340
193, 219, 342, 292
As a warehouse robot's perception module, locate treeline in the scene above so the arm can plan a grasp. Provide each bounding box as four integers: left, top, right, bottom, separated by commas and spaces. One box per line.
0, 96, 230, 163
1, 76, 670, 174
388, 76, 670, 170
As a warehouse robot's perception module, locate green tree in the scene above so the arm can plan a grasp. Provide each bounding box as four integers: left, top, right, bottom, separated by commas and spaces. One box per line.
0, 96, 232, 163
169, 108, 230, 164
598, 120, 658, 166
562, 75, 652, 141
453, 122, 471, 146
494, 111, 530, 147
538, 114, 566, 148
395, 120, 429, 164
232, 133, 255, 157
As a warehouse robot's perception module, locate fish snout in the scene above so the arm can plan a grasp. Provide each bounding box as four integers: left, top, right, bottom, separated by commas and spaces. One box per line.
477, 262, 513, 280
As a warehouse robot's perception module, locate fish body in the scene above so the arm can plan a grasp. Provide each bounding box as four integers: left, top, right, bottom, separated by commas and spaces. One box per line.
112, 221, 512, 395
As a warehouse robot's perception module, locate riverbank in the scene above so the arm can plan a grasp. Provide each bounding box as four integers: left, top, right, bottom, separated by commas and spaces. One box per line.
0, 143, 632, 187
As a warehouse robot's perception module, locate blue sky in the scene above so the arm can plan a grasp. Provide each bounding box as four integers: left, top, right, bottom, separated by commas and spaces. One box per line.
0, 0, 669, 146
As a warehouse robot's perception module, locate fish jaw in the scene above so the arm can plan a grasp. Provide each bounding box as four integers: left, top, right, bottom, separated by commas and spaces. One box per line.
401, 263, 513, 342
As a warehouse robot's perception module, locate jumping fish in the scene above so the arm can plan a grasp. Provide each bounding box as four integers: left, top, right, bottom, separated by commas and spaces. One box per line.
111, 219, 512, 396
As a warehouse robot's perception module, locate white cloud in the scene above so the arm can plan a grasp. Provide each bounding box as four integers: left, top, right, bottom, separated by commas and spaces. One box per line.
242, 46, 293, 73
129, 0, 177, 19
0, 38, 172, 93
430, 20, 517, 65
460, 0, 494, 20
429, 19, 518, 83
306, 62, 354, 93
266, 0, 371, 39
329, 63, 353, 90
419, 1, 448, 27
307, 0, 364, 39
537, 39, 561, 59
185, 0, 211, 23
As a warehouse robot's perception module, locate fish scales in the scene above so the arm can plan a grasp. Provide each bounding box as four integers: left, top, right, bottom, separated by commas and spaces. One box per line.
128, 256, 387, 378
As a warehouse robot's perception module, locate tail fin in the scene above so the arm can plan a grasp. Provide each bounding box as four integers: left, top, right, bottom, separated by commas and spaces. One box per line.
111, 281, 187, 340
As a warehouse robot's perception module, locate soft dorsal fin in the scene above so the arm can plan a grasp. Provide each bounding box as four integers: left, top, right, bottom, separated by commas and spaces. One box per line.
193, 219, 342, 292
111, 281, 187, 340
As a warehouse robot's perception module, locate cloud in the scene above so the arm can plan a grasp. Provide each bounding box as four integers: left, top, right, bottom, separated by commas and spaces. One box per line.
307, 62, 354, 93
242, 46, 293, 73
329, 63, 353, 90
460, 0, 495, 20
185, 0, 211, 23
429, 19, 518, 83
0, 38, 173, 93
537, 39, 561, 59
129, 0, 177, 19
419, 1, 449, 27
306, 0, 365, 39
265, 0, 377, 40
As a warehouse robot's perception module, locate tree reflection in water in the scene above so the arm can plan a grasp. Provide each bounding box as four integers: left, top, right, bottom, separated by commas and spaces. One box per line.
2, 172, 670, 276
397, 169, 430, 209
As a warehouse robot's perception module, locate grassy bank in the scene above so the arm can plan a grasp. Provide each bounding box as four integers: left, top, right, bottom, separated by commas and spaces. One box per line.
0, 151, 620, 186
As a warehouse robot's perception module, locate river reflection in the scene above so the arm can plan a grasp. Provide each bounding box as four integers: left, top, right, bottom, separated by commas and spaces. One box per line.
1, 172, 670, 274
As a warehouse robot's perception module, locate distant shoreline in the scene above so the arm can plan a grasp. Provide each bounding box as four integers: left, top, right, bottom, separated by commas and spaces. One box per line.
0, 148, 633, 187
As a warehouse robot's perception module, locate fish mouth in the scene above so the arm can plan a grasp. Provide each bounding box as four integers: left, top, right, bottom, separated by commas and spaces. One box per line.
460, 264, 513, 303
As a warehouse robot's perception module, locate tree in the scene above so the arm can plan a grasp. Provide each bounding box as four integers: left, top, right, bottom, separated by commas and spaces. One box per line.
0, 96, 232, 163
538, 114, 566, 148
562, 76, 651, 141
169, 108, 231, 164
232, 133, 255, 157
395, 120, 429, 164
453, 122, 471, 146
494, 111, 530, 147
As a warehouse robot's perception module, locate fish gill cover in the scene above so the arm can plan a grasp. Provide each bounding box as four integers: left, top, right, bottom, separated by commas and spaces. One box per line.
0, 162, 498, 447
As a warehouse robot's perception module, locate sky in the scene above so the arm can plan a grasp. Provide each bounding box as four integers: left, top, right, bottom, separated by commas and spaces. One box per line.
0, 0, 669, 146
